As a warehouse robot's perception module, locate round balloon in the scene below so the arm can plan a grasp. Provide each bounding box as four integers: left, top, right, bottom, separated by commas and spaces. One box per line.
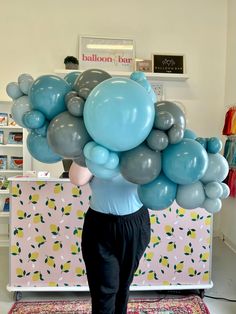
64, 71, 81, 88
86, 159, 120, 179
168, 124, 184, 144
162, 138, 209, 185
195, 137, 207, 149
27, 131, 62, 163
6, 82, 23, 100
138, 173, 177, 210
11, 95, 31, 127
204, 181, 223, 199
176, 181, 205, 209
155, 101, 186, 129
66, 96, 84, 117
74, 69, 111, 99
84, 77, 155, 151
207, 137, 223, 154
184, 129, 197, 140
202, 198, 222, 214
146, 129, 169, 151
34, 120, 49, 137
154, 111, 174, 130
120, 144, 161, 184
47, 111, 91, 159
220, 183, 230, 199
29, 75, 70, 120
18, 75, 34, 95
23, 110, 45, 129
201, 153, 229, 183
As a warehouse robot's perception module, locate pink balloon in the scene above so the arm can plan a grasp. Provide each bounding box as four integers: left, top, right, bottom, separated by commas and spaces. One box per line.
69, 161, 93, 186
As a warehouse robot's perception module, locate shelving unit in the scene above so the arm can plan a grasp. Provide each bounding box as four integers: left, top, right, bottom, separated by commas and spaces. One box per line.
0, 100, 32, 247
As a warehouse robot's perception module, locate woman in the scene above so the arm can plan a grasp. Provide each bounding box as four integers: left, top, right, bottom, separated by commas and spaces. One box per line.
71, 164, 151, 314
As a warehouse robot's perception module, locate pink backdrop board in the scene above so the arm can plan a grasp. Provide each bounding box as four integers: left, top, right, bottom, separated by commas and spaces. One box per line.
9, 180, 212, 289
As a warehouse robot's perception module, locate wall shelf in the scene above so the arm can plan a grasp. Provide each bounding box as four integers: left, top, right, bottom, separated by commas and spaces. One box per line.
0, 212, 9, 218
54, 69, 189, 81
0, 125, 22, 129
0, 190, 9, 195
0, 144, 23, 148
0, 170, 23, 173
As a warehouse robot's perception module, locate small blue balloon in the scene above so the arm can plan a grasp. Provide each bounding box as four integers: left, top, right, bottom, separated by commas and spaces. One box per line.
130, 71, 147, 82
18, 73, 33, 84
90, 145, 109, 165
162, 139, 209, 185
105, 152, 120, 169
195, 137, 207, 149
23, 110, 45, 129
202, 197, 222, 214
207, 137, 223, 154
86, 159, 120, 179
64, 71, 81, 88
84, 77, 155, 151
176, 181, 205, 209
184, 129, 197, 140
205, 181, 223, 199
19, 77, 34, 95
220, 183, 230, 199
34, 120, 49, 137
6, 82, 23, 100
137, 173, 177, 210
29, 75, 71, 120
27, 131, 62, 163
84, 141, 97, 159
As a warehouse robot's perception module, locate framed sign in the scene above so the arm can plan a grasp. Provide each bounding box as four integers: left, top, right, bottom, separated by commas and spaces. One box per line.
152, 53, 185, 74
135, 59, 152, 72
79, 36, 135, 72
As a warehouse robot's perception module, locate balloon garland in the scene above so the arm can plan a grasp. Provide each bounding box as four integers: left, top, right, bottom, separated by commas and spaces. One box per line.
6, 69, 230, 213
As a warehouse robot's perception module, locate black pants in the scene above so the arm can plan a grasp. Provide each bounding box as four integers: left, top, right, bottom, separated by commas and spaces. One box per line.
81, 206, 150, 314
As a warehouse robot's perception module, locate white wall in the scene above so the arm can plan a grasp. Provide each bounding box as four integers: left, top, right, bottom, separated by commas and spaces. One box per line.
0, 1, 228, 183
220, 0, 236, 249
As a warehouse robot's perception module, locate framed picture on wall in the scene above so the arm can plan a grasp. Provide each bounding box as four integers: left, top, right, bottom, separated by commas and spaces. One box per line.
79, 36, 135, 72
135, 59, 152, 72
152, 53, 185, 74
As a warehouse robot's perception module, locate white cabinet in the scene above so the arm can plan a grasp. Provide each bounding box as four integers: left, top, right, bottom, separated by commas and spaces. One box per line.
0, 100, 32, 246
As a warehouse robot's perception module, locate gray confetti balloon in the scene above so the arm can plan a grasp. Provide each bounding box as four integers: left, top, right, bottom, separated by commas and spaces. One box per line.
47, 111, 91, 158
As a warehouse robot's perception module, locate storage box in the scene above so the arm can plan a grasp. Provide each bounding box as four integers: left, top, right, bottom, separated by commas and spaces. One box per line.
9, 156, 23, 170
8, 132, 23, 144
0, 113, 8, 126
0, 155, 7, 170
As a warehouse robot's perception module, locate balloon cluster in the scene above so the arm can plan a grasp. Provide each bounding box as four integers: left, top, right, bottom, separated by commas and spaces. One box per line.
6, 69, 230, 214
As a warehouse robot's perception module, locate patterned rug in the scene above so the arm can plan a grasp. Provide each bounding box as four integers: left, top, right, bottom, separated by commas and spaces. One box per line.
9, 295, 210, 314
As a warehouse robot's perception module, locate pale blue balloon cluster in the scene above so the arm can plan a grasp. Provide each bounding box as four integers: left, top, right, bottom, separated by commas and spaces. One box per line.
6, 69, 230, 214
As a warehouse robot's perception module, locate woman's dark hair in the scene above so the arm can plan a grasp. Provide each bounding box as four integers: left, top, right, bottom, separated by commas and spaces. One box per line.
64, 56, 79, 65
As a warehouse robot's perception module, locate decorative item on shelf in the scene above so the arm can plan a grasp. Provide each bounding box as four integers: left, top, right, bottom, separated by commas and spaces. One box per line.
0, 156, 7, 170
9, 156, 23, 170
152, 53, 185, 74
0, 178, 9, 190
135, 59, 152, 72
8, 132, 23, 144
0, 113, 8, 126
79, 36, 135, 72
8, 114, 17, 127
0, 131, 3, 144
3, 197, 9, 212
64, 56, 79, 70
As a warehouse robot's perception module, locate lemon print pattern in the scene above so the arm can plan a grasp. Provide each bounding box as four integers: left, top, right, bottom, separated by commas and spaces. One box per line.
10, 181, 212, 288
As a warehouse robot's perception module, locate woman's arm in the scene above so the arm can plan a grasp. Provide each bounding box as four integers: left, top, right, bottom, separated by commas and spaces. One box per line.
69, 161, 93, 186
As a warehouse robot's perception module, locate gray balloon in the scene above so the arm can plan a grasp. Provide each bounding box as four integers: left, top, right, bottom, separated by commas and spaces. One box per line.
154, 110, 174, 130
176, 181, 206, 209
74, 69, 112, 99
73, 154, 86, 167
155, 101, 186, 129
65, 90, 78, 104
146, 129, 169, 151
120, 143, 162, 184
67, 96, 85, 117
168, 124, 184, 144
47, 111, 91, 158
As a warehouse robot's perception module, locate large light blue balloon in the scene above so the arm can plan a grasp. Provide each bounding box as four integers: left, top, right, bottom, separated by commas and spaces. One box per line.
11, 95, 31, 127
64, 71, 81, 88
86, 159, 120, 179
162, 138, 209, 185
84, 77, 155, 151
176, 181, 205, 209
137, 173, 177, 210
201, 153, 229, 183
27, 131, 62, 163
29, 75, 70, 120
23, 110, 45, 129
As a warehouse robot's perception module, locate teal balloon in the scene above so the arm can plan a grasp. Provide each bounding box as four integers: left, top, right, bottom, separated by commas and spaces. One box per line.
34, 120, 49, 137
201, 153, 229, 183
137, 173, 177, 210
6, 82, 23, 100
86, 158, 120, 179
163, 139, 208, 185
205, 181, 223, 199
220, 183, 230, 199
11, 95, 31, 127
84, 77, 155, 151
23, 110, 45, 129
184, 129, 197, 139
202, 197, 222, 214
64, 71, 81, 88
207, 137, 223, 154
27, 131, 62, 163
176, 181, 205, 209
196, 137, 207, 149
29, 75, 70, 120
90, 145, 109, 165
130, 71, 147, 82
